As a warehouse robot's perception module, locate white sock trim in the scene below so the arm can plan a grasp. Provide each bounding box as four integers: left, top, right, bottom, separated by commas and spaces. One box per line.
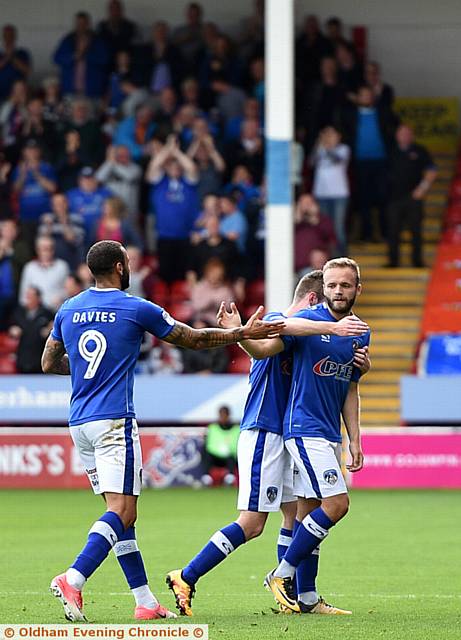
299, 591, 319, 606
113, 539, 139, 556
277, 534, 293, 547
131, 584, 157, 609
210, 531, 235, 556
66, 568, 86, 590
312, 545, 320, 556
302, 514, 329, 540
274, 558, 296, 579
89, 520, 119, 546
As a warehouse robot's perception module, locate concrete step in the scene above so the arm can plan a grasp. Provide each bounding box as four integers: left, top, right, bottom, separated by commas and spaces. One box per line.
368, 317, 421, 330
371, 330, 418, 343
361, 410, 401, 426
365, 357, 411, 371
362, 396, 400, 410
358, 292, 425, 305
364, 280, 426, 292
360, 267, 429, 281
355, 306, 422, 319
362, 370, 403, 384
360, 383, 399, 397
371, 343, 415, 356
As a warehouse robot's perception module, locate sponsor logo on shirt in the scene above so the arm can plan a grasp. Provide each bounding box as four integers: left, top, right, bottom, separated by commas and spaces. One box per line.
313, 356, 353, 381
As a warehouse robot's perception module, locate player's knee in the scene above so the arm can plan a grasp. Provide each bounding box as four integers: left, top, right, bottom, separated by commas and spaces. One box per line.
322, 493, 349, 522
236, 513, 266, 540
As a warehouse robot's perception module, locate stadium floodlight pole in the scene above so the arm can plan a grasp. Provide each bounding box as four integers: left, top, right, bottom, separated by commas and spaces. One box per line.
264, 0, 294, 311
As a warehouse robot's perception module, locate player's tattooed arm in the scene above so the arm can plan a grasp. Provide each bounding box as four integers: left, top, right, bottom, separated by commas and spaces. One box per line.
342, 382, 364, 472
41, 335, 70, 375
164, 306, 285, 351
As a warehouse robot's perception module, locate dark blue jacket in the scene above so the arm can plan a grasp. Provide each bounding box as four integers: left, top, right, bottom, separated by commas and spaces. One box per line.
53, 32, 110, 98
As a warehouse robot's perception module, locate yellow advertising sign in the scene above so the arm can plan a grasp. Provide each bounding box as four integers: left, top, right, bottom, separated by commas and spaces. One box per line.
394, 97, 459, 152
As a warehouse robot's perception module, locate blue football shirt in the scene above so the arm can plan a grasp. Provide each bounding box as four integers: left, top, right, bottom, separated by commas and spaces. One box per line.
51, 288, 175, 426
282, 303, 371, 443
240, 312, 292, 435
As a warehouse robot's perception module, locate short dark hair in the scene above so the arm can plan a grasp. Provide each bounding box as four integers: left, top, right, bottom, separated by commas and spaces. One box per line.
293, 270, 324, 303
86, 240, 125, 277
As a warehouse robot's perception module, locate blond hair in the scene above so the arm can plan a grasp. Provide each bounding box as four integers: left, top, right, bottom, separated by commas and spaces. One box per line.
323, 257, 361, 284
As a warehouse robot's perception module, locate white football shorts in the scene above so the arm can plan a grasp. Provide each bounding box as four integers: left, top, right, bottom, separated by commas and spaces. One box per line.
237, 428, 296, 512
286, 436, 347, 499
70, 417, 143, 496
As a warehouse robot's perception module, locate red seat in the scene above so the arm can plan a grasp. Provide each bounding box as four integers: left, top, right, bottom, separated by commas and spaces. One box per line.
227, 353, 251, 374
245, 279, 265, 306
0, 333, 18, 355
0, 354, 16, 374
168, 301, 193, 323
148, 279, 169, 307
170, 280, 191, 302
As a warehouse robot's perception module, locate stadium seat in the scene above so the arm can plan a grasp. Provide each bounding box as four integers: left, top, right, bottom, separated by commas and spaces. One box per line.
0, 333, 18, 355
170, 280, 191, 302
168, 301, 193, 323
0, 354, 16, 374
149, 279, 169, 307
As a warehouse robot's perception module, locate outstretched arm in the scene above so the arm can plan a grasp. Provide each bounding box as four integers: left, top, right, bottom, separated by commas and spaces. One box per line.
342, 382, 363, 472
41, 336, 70, 375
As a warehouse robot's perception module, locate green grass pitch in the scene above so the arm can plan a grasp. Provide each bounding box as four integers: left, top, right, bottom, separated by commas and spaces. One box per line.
1, 488, 461, 639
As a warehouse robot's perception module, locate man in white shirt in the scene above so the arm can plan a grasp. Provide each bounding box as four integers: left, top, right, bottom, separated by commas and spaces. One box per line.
19, 235, 69, 310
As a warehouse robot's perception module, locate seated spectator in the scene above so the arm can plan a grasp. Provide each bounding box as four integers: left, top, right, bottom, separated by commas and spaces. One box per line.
201, 405, 239, 486
19, 236, 69, 311
172, 2, 205, 75
146, 134, 199, 282
66, 166, 112, 237
187, 125, 226, 203
226, 165, 260, 209
190, 192, 221, 242
89, 196, 142, 249
0, 24, 31, 102
142, 338, 183, 375
96, 144, 142, 225
219, 192, 248, 253
97, 0, 137, 59
0, 152, 13, 220
42, 76, 64, 125
336, 42, 363, 96
113, 103, 156, 162
53, 11, 110, 99
12, 140, 57, 244
364, 61, 395, 109
181, 76, 202, 110
0, 233, 15, 329
311, 126, 350, 254
126, 244, 151, 298
64, 272, 83, 299
189, 257, 234, 325
0, 79, 28, 162
227, 118, 264, 183
56, 130, 85, 191
0, 219, 31, 288
294, 194, 337, 275
188, 213, 240, 284
60, 97, 105, 165
9, 286, 54, 373
38, 192, 85, 269
18, 97, 58, 162
133, 21, 183, 93
181, 316, 229, 374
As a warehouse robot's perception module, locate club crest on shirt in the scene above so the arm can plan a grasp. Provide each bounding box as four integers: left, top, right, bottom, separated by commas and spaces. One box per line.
323, 469, 338, 485
266, 486, 278, 502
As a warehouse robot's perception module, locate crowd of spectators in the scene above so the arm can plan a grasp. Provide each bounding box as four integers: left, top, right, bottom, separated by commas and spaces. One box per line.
0, 2, 437, 374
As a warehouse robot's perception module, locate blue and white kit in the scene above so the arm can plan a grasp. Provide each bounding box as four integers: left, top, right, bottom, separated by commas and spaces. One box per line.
51, 287, 175, 495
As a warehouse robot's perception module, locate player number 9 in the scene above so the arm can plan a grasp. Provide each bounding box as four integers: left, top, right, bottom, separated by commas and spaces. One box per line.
78, 329, 107, 379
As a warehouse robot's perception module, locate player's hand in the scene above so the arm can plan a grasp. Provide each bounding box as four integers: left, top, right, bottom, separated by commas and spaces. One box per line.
347, 441, 364, 472
240, 305, 286, 340
217, 301, 242, 329
353, 346, 371, 374
334, 315, 369, 337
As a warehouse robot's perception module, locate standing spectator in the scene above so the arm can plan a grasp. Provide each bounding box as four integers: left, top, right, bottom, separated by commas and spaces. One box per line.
19, 236, 69, 310
56, 130, 85, 191
211, 78, 246, 124
125, 245, 151, 298
225, 96, 261, 142
0, 152, 13, 220
364, 61, 395, 109
199, 34, 241, 91
336, 43, 363, 96
89, 196, 142, 249
97, 0, 137, 59
189, 257, 234, 326
219, 193, 248, 253
53, 12, 110, 99
0, 79, 28, 162
295, 15, 333, 88
96, 144, 142, 225
113, 103, 156, 162
188, 213, 240, 284
66, 167, 112, 237
172, 2, 205, 75
38, 192, 85, 269
0, 233, 15, 329
386, 125, 437, 268
42, 76, 64, 125
133, 21, 183, 93
343, 85, 397, 241
187, 128, 226, 203
9, 286, 54, 373
181, 317, 229, 374
227, 118, 264, 183
239, 0, 265, 61
304, 56, 344, 148
18, 97, 57, 161
146, 135, 199, 282
294, 194, 337, 275
311, 126, 351, 254
0, 219, 31, 288
12, 141, 57, 244
190, 192, 221, 241
0, 25, 31, 102
60, 98, 105, 165
325, 17, 354, 52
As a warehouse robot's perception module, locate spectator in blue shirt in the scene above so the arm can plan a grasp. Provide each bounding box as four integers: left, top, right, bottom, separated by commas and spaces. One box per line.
0, 25, 31, 102
146, 134, 199, 282
219, 192, 248, 253
12, 141, 57, 245
113, 103, 156, 162
53, 12, 110, 99
66, 167, 112, 240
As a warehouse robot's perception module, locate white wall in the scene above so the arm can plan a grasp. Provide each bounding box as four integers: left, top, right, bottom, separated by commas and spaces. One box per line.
3, 0, 461, 100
